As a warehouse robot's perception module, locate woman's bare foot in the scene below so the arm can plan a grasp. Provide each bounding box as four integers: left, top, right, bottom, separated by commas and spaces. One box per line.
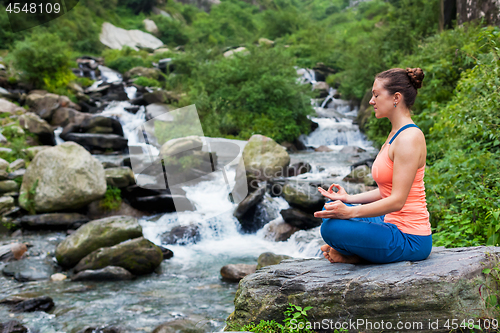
320, 244, 361, 264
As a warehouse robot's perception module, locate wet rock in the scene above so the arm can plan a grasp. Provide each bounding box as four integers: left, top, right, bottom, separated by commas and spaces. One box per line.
19, 142, 107, 213
18, 213, 89, 230
221, 264, 257, 282
228, 247, 500, 332
280, 208, 322, 230
76, 326, 122, 333
339, 145, 367, 154
65, 133, 128, 153
314, 145, 333, 152
343, 165, 375, 186
0, 320, 29, 333
286, 162, 311, 177
105, 167, 135, 188
160, 225, 200, 245
0, 296, 54, 313
0, 180, 19, 194
158, 246, 174, 259
128, 193, 196, 214
233, 185, 266, 220
72, 266, 134, 281
74, 237, 163, 275
152, 319, 207, 333
2, 258, 55, 281
281, 182, 325, 214
261, 218, 298, 242
256, 252, 292, 269
9, 159, 25, 172
312, 81, 329, 98
0, 243, 27, 261
100, 22, 164, 51
80, 115, 124, 137
55, 215, 143, 268
18, 112, 56, 145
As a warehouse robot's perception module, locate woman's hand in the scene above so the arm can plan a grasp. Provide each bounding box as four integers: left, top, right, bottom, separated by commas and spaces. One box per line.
317, 183, 349, 202
314, 200, 355, 220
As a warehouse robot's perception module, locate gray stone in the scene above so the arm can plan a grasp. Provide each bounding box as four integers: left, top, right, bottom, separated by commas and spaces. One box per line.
125, 67, 164, 82
143, 19, 159, 34
0, 296, 54, 313
261, 218, 298, 242
233, 185, 266, 219
280, 208, 322, 230
0, 196, 14, 214
25, 93, 60, 120
159, 135, 203, 157
105, 167, 135, 188
2, 258, 55, 281
0, 180, 19, 194
0, 320, 28, 333
281, 182, 326, 214
0, 98, 25, 115
65, 133, 128, 152
19, 213, 89, 229
160, 225, 200, 245
0, 158, 9, 172
152, 319, 206, 333
19, 142, 107, 213
71, 266, 134, 281
220, 264, 257, 282
18, 112, 56, 145
23, 146, 51, 161
74, 237, 163, 275
9, 159, 25, 172
227, 246, 500, 332
99, 22, 164, 51
256, 252, 292, 269
55, 215, 143, 268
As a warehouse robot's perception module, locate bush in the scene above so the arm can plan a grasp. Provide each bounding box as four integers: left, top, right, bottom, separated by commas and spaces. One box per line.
99, 186, 122, 211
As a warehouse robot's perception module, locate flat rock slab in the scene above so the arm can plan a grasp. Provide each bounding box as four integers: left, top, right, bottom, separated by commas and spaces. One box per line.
227, 246, 500, 333
2, 258, 55, 282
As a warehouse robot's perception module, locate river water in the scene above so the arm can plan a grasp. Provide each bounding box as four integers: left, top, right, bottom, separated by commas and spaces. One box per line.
0, 68, 377, 332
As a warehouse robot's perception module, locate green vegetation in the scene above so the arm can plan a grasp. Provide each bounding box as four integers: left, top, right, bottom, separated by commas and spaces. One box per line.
0, 122, 33, 163
19, 178, 38, 215
99, 186, 122, 211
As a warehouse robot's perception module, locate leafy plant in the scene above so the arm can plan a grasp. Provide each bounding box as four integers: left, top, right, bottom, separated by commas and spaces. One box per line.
19, 178, 38, 215
99, 186, 122, 211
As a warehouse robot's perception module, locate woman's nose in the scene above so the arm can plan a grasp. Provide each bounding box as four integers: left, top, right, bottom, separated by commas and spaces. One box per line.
369, 97, 375, 105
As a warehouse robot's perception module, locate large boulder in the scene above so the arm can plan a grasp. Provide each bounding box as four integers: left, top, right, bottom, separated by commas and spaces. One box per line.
74, 237, 163, 275
55, 215, 143, 268
99, 22, 164, 51
227, 246, 500, 332
19, 142, 107, 213
281, 182, 326, 214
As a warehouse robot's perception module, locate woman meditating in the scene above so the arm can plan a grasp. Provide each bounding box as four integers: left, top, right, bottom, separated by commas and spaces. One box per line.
314, 67, 432, 264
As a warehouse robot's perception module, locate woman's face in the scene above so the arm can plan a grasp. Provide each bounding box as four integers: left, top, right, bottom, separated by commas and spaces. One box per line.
369, 79, 394, 119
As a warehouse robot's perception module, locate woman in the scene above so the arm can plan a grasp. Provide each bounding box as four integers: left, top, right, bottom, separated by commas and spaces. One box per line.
314, 67, 432, 264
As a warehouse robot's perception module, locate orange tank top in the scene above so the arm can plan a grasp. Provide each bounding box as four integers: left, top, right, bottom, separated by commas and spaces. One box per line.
371, 125, 431, 236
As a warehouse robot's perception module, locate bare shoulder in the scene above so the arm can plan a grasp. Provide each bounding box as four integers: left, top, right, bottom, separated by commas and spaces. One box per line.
389, 127, 427, 166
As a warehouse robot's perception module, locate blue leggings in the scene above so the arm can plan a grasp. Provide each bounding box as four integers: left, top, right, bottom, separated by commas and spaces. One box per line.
320, 202, 432, 264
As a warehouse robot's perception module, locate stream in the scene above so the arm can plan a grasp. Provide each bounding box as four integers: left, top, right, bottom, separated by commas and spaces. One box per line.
0, 67, 377, 333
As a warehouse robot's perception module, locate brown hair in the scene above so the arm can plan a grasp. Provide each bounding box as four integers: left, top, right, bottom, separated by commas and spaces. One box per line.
375, 68, 424, 108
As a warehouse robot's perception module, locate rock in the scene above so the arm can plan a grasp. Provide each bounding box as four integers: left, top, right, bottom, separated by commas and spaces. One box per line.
160, 135, 203, 157
0, 180, 19, 194
72, 266, 134, 281
258, 38, 274, 46
128, 193, 196, 213
0, 296, 54, 312
0, 243, 27, 261
76, 326, 121, 333
18, 112, 56, 145
281, 182, 325, 214
124, 67, 164, 82
224, 47, 250, 58
314, 145, 333, 152
51, 273, 67, 281
158, 246, 174, 260
343, 165, 374, 185
152, 319, 206, 333
0, 196, 14, 214
312, 81, 330, 98
105, 167, 135, 188
233, 185, 266, 220
339, 146, 367, 154
0, 320, 28, 333
143, 18, 159, 34
86, 201, 146, 220
19, 142, 107, 213
0, 158, 9, 172
23, 146, 51, 161
55, 215, 143, 268
19, 213, 89, 230
220, 264, 257, 282
7, 169, 25, 180
287, 162, 311, 177
0, 98, 25, 115
51, 107, 91, 127
160, 225, 200, 245
240, 134, 290, 185
154, 47, 170, 54
74, 237, 163, 275
261, 218, 298, 242
256, 252, 292, 269
64, 133, 128, 153
80, 115, 124, 136
9, 159, 25, 171
280, 208, 322, 230
25, 93, 60, 120
2, 258, 55, 281
143, 89, 180, 104
228, 247, 500, 332
100, 22, 164, 51
145, 103, 174, 121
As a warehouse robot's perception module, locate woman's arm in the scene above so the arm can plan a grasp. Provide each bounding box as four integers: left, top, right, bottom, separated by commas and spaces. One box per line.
315, 131, 423, 219
344, 188, 382, 204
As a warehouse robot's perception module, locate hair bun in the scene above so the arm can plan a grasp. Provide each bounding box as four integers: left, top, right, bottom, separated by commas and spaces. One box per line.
406, 67, 424, 89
